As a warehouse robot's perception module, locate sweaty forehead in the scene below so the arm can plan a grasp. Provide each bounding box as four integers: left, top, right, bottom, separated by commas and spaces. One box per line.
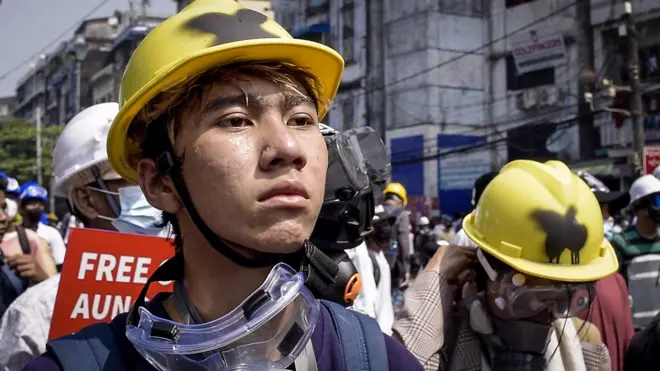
201, 78, 315, 110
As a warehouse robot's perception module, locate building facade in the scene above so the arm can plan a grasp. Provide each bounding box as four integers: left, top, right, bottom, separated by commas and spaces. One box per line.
592, 0, 660, 184
174, 0, 273, 17
0, 96, 16, 119
14, 16, 117, 125
90, 14, 168, 107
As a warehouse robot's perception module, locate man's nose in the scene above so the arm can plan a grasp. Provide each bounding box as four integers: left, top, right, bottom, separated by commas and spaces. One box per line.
258, 123, 307, 172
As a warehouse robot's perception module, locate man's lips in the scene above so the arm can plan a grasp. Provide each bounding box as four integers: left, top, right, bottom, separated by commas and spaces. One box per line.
258, 181, 309, 202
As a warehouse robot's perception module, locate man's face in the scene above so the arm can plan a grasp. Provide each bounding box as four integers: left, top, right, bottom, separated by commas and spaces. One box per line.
0, 191, 8, 239
172, 75, 327, 253
20, 199, 45, 219
73, 177, 132, 231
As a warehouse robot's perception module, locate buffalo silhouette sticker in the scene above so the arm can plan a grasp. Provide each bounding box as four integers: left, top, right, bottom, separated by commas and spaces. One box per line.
530, 206, 588, 264
182, 9, 277, 47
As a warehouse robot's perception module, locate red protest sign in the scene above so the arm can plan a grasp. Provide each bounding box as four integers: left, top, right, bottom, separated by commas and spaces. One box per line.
644, 146, 660, 175
49, 228, 174, 340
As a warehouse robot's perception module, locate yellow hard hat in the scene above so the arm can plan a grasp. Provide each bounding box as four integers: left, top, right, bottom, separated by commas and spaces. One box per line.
383, 182, 408, 206
107, 0, 344, 183
462, 160, 617, 282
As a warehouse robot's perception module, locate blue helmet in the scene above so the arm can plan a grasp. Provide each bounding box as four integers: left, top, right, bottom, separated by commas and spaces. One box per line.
19, 183, 48, 204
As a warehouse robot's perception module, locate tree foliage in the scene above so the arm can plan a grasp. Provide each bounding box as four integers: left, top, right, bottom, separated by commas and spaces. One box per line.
0, 117, 64, 188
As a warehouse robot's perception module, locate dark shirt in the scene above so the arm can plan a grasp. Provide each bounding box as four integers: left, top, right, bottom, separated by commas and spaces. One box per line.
23, 293, 422, 371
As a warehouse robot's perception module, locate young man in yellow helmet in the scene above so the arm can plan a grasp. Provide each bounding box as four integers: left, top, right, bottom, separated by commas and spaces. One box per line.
393, 160, 617, 371
25, 1, 422, 371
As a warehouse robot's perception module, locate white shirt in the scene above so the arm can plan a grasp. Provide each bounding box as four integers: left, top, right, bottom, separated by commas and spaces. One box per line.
36, 222, 66, 265
373, 250, 394, 335
345, 242, 378, 319
452, 228, 478, 249
0, 274, 60, 371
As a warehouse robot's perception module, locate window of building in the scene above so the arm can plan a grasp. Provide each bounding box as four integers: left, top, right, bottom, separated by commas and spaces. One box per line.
342, 99, 354, 130
438, 0, 485, 17
342, 2, 355, 63
617, 44, 660, 84
505, 0, 538, 8
506, 55, 555, 91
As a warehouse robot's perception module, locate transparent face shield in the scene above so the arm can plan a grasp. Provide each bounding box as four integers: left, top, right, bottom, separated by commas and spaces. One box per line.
324, 127, 390, 202
477, 249, 594, 319
126, 262, 320, 371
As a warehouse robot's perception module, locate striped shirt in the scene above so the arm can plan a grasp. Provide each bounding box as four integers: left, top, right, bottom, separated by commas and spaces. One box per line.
610, 225, 660, 269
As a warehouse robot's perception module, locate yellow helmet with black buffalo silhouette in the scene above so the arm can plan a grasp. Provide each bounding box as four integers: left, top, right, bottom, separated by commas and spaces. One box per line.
462, 160, 618, 282
107, 0, 344, 183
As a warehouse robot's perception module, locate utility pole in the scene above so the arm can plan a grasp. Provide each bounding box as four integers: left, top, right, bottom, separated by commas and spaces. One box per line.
365, 0, 386, 141
36, 105, 43, 186
577, 0, 596, 160
623, 0, 645, 175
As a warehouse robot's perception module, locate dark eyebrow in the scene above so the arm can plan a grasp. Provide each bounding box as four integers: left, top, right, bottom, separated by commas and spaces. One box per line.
201, 94, 249, 118
201, 92, 316, 119
283, 92, 315, 110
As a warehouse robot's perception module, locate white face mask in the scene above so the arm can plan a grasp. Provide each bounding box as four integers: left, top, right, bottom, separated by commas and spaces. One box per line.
92, 186, 165, 236
5, 198, 17, 221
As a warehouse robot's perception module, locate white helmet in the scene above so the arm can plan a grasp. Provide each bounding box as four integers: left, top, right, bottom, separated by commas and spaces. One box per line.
419, 216, 430, 226
629, 174, 660, 206
53, 103, 120, 198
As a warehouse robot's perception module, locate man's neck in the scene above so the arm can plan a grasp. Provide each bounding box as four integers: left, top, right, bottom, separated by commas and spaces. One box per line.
165, 231, 272, 323
22, 220, 38, 230
636, 217, 658, 239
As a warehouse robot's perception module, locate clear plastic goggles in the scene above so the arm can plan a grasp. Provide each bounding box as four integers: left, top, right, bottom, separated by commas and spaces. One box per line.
477, 249, 594, 319
493, 271, 594, 319
325, 127, 391, 201
126, 263, 320, 371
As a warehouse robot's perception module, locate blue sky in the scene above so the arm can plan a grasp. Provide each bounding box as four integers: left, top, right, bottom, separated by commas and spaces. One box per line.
0, 0, 177, 97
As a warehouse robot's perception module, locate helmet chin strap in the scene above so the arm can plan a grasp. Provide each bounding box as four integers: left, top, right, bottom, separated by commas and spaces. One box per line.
154, 129, 297, 269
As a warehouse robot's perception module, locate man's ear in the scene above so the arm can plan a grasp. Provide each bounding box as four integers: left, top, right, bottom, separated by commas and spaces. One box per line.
137, 158, 181, 214
71, 187, 101, 220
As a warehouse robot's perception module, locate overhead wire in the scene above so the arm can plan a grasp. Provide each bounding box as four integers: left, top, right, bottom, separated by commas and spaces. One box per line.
0, 0, 112, 82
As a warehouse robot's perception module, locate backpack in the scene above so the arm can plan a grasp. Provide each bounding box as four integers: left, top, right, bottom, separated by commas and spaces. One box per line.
0, 226, 32, 317
47, 299, 389, 371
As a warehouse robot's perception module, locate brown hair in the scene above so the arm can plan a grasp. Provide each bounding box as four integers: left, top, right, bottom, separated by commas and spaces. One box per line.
126, 61, 329, 168
128, 61, 329, 252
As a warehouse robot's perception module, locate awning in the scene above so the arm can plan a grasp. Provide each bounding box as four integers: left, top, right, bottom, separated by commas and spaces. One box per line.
291, 23, 330, 38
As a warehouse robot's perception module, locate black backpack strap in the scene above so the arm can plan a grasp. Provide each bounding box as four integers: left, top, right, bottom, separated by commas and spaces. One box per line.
15, 225, 31, 254
47, 322, 126, 371
321, 300, 389, 371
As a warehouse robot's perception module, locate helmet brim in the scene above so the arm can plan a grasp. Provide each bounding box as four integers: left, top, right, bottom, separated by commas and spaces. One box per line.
108, 38, 344, 183
462, 213, 619, 282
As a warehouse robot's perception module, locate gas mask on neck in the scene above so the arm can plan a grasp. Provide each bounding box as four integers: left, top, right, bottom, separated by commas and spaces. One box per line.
473, 249, 594, 371
311, 126, 390, 251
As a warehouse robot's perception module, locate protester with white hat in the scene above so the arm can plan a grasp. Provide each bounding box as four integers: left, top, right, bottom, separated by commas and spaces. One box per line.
0, 103, 165, 371
611, 174, 660, 331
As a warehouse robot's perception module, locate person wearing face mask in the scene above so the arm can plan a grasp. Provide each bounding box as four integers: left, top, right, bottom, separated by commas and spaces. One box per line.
17, 183, 67, 271
393, 160, 616, 371
26, 2, 422, 371
366, 204, 396, 334
0, 103, 167, 371
383, 182, 413, 287
610, 174, 660, 331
